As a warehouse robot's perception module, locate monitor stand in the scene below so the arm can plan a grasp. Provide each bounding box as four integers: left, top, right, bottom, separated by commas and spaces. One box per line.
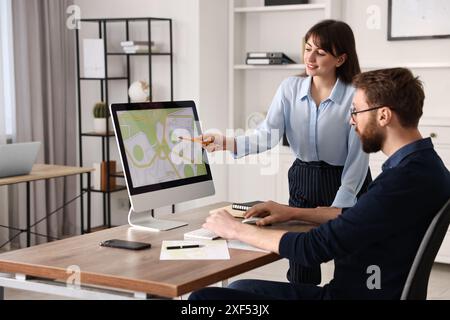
128, 208, 188, 231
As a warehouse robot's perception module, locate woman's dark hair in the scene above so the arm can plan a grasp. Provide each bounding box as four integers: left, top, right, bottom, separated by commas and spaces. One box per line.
303, 20, 361, 83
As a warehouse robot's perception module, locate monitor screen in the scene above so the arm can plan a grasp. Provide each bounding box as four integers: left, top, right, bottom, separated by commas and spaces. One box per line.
111, 101, 213, 197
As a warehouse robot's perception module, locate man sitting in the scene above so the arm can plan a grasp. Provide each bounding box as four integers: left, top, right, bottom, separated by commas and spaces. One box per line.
189, 68, 450, 300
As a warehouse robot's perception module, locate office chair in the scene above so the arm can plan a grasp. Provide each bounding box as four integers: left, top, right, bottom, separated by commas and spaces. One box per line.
401, 198, 450, 300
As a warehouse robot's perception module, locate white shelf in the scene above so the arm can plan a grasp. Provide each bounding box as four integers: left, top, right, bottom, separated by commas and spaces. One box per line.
234, 4, 326, 13
234, 64, 305, 70
228, 0, 342, 218
420, 117, 450, 126
235, 62, 450, 71
361, 62, 450, 70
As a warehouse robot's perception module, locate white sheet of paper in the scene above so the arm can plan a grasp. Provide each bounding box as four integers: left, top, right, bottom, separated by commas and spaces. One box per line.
160, 240, 230, 260
227, 240, 269, 253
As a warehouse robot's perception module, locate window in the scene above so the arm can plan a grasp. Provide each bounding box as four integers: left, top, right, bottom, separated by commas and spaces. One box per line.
0, 0, 15, 140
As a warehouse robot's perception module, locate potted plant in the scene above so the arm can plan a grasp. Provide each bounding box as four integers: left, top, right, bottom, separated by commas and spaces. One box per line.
93, 102, 109, 133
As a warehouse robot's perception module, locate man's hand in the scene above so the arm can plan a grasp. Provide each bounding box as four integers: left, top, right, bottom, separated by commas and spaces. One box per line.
244, 201, 293, 226
203, 209, 242, 240
204, 208, 287, 253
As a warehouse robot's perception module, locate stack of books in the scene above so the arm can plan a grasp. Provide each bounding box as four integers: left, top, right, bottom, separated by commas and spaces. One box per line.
265, 0, 309, 6
120, 41, 155, 54
246, 52, 295, 65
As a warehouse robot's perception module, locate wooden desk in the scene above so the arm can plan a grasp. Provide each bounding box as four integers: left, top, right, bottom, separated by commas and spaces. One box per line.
0, 202, 313, 299
0, 164, 94, 246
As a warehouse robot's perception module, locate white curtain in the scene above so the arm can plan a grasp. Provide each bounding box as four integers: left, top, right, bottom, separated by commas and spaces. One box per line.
9, 0, 77, 247
0, 51, 8, 250
0, 0, 13, 250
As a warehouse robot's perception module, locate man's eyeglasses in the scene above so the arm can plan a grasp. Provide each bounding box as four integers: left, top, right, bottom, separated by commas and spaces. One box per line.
350, 105, 386, 121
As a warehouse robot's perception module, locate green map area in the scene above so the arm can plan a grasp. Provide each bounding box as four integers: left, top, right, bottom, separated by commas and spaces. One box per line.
118, 108, 207, 187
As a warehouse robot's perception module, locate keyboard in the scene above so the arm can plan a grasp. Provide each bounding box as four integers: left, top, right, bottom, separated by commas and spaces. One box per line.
184, 228, 220, 240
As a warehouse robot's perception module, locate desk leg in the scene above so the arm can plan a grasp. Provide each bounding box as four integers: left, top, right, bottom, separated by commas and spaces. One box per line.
80, 173, 84, 235
26, 182, 31, 247
0, 285, 4, 300
87, 172, 91, 233
108, 192, 112, 228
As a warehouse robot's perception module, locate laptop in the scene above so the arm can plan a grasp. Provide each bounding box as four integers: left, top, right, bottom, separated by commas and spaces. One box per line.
0, 142, 41, 178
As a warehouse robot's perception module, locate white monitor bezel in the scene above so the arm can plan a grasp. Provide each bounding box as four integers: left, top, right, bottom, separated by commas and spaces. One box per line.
110, 101, 214, 202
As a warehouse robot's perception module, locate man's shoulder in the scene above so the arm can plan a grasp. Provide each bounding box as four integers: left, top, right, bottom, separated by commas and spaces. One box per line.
401, 147, 449, 178
373, 149, 450, 194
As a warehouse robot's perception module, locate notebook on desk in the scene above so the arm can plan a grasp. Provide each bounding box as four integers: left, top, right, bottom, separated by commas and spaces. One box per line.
232, 201, 264, 211
184, 228, 220, 240
0, 142, 41, 178
209, 205, 246, 218
209, 201, 263, 219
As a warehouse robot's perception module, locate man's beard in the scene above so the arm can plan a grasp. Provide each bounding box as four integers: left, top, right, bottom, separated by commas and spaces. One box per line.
358, 117, 385, 153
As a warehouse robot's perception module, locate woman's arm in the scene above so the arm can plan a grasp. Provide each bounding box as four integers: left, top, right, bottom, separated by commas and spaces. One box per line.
204, 206, 342, 254
331, 126, 370, 208
245, 201, 342, 225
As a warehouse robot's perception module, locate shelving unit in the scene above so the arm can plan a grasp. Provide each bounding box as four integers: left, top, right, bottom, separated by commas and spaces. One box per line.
75, 17, 174, 231
229, 0, 340, 130
227, 0, 341, 204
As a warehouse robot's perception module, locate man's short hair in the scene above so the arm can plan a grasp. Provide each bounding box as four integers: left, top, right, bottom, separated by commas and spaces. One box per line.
352, 68, 424, 128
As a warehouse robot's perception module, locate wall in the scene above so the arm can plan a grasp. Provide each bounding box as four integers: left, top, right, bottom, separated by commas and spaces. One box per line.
72, 0, 450, 230
74, 0, 228, 227
194, 0, 229, 208
343, 0, 450, 120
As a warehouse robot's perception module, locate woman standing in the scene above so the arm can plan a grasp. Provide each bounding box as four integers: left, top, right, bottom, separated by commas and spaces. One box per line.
201, 20, 371, 285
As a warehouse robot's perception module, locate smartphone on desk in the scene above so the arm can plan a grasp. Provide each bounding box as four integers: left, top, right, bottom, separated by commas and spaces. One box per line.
100, 239, 152, 250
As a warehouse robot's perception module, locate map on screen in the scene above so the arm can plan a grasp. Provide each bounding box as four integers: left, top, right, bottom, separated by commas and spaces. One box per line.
117, 107, 207, 188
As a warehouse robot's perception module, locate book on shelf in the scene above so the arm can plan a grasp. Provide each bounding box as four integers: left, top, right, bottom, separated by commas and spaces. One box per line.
265, 0, 309, 5
123, 50, 148, 54
246, 53, 295, 65
120, 40, 154, 47
123, 45, 152, 53
246, 58, 282, 65
121, 41, 156, 54
247, 52, 285, 58
232, 201, 264, 211
100, 160, 116, 191
124, 50, 148, 54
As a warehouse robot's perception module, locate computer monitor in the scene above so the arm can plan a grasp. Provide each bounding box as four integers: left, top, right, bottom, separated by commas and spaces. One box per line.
110, 100, 215, 231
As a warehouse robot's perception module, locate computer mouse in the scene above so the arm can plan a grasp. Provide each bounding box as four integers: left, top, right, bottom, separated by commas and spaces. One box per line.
241, 217, 262, 225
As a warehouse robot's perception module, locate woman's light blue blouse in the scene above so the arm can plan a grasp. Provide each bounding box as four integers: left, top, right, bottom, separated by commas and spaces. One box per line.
235, 76, 369, 208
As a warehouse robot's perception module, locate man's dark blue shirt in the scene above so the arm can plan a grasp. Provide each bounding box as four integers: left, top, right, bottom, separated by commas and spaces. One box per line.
279, 138, 450, 299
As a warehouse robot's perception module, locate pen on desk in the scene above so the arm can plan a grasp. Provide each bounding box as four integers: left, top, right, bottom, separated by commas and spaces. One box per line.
166, 244, 202, 250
